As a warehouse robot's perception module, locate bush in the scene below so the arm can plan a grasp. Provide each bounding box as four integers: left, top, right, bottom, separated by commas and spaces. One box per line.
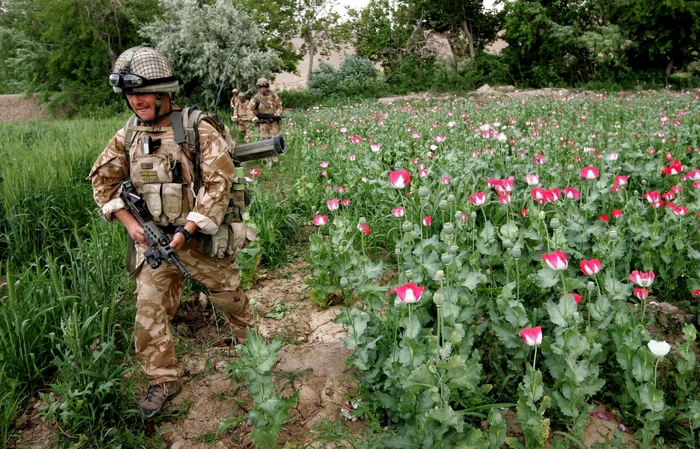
336, 54, 377, 83
278, 89, 324, 109
308, 62, 338, 95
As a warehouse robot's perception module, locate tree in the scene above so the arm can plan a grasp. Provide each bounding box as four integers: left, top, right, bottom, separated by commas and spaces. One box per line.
139, 0, 282, 109
415, 0, 502, 67
297, 0, 342, 82
0, 0, 161, 111
343, 0, 433, 80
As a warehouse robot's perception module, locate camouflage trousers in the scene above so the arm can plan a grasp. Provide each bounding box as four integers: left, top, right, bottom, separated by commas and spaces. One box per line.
257, 121, 280, 163
238, 121, 251, 142
134, 241, 253, 384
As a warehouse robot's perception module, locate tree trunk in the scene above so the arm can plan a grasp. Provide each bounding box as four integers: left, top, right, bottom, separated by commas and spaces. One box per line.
445, 31, 459, 71
306, 28, 316, 83
461, 19, 475, 65
665, 59, 675, 77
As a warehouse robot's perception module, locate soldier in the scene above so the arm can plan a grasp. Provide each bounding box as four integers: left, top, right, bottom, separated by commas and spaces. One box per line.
88, 44, 254, 419
248, 77, 283, 139
232, 92, 252, 143
230, 88, 239, 111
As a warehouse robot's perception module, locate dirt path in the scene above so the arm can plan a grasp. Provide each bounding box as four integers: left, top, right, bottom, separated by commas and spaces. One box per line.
16, 259, 355, 449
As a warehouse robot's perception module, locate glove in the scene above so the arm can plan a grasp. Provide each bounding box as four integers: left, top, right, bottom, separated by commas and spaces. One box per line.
232, 115, 239, 122
251, 116, 259, 123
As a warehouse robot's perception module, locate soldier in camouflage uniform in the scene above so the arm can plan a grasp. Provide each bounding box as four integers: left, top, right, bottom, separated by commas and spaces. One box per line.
232, 92, 252, 143
229, 88, 239, 121
88, 45, 254, 419
248, 77, 283, 139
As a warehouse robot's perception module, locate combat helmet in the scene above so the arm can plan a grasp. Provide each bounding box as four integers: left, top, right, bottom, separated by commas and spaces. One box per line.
256, 77, 270, 88
109, 44, 181, 94
238, 92, 247, 100
232, 88, 239, 94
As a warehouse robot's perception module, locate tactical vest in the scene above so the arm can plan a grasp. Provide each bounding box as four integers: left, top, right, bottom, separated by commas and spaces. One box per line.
124, 107, 251, 257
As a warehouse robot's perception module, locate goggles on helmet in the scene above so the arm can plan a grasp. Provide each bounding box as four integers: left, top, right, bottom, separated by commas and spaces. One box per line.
109, 72, 147, 89
109, 70, 180, 94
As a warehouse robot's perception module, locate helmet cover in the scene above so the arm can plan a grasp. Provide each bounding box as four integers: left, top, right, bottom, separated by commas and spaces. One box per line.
111, 44, 181, 94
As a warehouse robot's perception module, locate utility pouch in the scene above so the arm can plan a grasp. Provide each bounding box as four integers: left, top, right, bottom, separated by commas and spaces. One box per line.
141, 184, 163, 218
201, 225, 230, 259
161, 183, 183, 223
131, 153, 173, 185
227, 222, 259, 257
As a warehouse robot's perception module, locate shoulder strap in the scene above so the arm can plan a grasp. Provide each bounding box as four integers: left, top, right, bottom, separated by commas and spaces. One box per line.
124, 114, 139, 150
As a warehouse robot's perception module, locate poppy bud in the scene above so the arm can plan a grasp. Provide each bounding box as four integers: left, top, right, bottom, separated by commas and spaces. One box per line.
439, 199, 448, 210
609, 230, 618, 240
404, 270, 413, 280
249, 298, 257, 307
550, 218, 560, 229
470, 211, 477, 220
441, 253, 453, 264
433, 270, 446, 282
447, 194, 456, 204
433, 290, 445, 306
587, 281, 595, 293
394, 247, 401, 255
418, 186, 430, 198
567, 164, 574, 172
443, 222, 454, 234
340, 277, 349, 287
402, 221, 413, 232
358, 217, 367, 225
538, 211, 546, 220
502, 238, 513, 249
512, 247, 522, 259
449, 245, 459, 254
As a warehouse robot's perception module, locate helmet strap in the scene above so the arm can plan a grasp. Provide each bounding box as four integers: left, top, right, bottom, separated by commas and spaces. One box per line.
124, 92, 173, 126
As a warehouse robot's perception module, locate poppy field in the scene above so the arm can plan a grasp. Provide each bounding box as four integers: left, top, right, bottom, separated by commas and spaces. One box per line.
263, 90, 700, 448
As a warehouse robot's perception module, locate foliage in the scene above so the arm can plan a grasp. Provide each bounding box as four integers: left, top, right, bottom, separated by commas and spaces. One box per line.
335, 54, 378, 84
308, 62, 340, 94
225, 330, 298, 449
0, 0, 161, 113
308, 55, 383, 99
139, 0, 282, 110
278, 89, 324, 109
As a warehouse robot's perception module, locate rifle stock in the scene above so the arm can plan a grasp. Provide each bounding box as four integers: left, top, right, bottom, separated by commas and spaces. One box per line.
120, 181, 190, 277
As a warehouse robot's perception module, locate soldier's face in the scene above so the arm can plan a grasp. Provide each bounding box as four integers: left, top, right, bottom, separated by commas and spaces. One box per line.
127, 93, 168, 123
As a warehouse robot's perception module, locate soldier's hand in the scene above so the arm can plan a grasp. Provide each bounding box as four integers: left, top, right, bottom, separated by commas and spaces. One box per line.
126, 222, 147, 245
170, 232, 186, 251
251, 116, 259, 123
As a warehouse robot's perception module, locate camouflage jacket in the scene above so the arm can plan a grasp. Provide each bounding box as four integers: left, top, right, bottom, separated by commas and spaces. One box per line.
247, 91, 282, 116
234, 100, 252, 121
87, 117, 234, 235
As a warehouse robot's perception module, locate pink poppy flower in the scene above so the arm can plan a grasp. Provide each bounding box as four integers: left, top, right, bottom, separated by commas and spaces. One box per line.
499, 193, 512, 205
419, 169, 429, 178
562, 292, 583, 305
580, 259, 602, 275
327, 199, 340, 212
249, 168, 260, 176
440, 177, 451, 185
422, 216, 432, 226
389, 169, 411, 189
392, 283, 424, 303
612, 209, 623, 219
580, 166, 600, 179
564, 187, 581, 199
412, 133, 422, 139
319, 161, 329, 168
342, 199, 351, 206
533, 153, 546, 165
468, 192, 487, 206
531, 187, 546, 202
358, 223, 371, 234
633, 288, 649, 300
614, 175, 628, 186
312, 215, 328, 226
370, 144, 381, 153
662, 191, 675, 201
525, 174, 540, 186
521, 209, 528, 217
629, 270, 655, 287
391, 207, 405, 218
673, 206, 688, 216
321, 170, 327, 177
499, 177, 514, 192
542, 251, 568, 270
434, 135, 446, 143
519, 326, 543, 346
350, 135, 362, 144
337, 186, 346, 193
684, 169, 700, 181
643, 191, 661, 205
661, 160, 683, 175
348, 155, 356, 161
691, 289, 700, 297
597, 215, 609, 222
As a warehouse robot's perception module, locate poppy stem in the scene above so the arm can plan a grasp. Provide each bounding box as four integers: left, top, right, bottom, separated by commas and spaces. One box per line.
532, 346, 538, 371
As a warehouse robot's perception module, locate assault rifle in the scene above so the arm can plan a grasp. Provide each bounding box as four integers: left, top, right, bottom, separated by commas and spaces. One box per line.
256, 112, 283, 123
120, 181, 190, 278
